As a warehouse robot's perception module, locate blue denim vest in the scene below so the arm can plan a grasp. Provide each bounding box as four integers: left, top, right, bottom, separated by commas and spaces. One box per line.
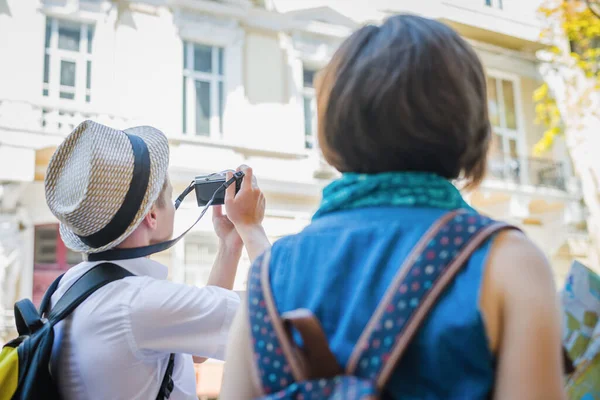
268, 206, 496, 399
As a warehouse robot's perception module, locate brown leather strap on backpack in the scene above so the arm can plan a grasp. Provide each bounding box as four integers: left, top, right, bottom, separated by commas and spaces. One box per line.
281, 309, 343, 380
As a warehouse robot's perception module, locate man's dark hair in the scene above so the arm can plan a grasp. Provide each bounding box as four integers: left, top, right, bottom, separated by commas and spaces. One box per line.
317, 14, 491, 187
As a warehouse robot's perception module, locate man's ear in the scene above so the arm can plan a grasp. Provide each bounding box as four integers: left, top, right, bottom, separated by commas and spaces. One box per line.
142, 205, 158, 230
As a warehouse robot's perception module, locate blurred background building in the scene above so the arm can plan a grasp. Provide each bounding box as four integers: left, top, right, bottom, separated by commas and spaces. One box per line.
0, 0, 590, 397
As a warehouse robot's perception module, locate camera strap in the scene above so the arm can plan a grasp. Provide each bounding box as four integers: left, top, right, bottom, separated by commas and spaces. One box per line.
87, 173, 240, 262
87, 200, 211, 261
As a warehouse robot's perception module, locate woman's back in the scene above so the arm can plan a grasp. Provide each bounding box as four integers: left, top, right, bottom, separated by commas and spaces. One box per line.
269, 206, 495, 399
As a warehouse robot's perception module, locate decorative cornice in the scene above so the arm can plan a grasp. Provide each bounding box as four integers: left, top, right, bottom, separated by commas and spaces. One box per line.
291, 32, 341, 65
173, 7, 245, 46
169, 0, 356, 39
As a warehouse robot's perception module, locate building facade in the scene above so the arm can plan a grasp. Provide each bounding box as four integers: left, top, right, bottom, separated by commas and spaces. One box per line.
0, 0, 590, 397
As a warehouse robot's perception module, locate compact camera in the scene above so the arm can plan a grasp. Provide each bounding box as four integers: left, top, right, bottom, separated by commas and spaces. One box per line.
194, 171, 244, 206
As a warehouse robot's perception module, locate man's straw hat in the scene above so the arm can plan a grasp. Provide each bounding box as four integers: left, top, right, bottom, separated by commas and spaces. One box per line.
45, 120, 169, 254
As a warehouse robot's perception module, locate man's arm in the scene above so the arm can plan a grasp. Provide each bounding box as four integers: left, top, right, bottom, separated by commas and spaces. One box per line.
225, 166, 271, 262
207, 241, 243, 289
188, 242, 242, 365
237, 224, 271, 263
129, 279, 240, 361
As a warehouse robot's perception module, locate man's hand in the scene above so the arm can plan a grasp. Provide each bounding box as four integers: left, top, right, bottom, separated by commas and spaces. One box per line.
224, 165, 271, 262
212, 205, 243, 250
207, 188, 244, 290
224, 166, 265, 229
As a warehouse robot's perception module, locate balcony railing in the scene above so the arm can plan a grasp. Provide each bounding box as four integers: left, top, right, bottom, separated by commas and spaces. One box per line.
0, 99, 130, 137
487, 154, 567, 191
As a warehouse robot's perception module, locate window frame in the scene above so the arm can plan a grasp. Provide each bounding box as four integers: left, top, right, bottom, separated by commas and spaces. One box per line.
486, 69, 528, 184
302, 65, 319, 150
43, 17, 94, 103
182, 41, 225, 139
292, 33, 335, 153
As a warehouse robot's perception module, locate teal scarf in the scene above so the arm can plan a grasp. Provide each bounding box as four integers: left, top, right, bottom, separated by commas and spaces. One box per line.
313, 172, 472, 220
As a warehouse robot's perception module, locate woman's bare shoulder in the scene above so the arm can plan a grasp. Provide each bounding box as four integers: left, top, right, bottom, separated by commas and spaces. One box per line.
479, 228, 557, 355
486, 228, 556, 293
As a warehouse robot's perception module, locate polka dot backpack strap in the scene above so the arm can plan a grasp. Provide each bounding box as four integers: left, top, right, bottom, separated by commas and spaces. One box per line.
346, 209, 520, 391
247, 250, 301, 394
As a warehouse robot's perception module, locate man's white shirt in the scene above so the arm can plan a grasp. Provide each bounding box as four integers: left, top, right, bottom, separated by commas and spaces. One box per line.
49, 257, 240, 400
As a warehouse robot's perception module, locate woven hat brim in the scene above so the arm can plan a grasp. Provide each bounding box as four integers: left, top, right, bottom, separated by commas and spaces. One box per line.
58, 126, 169, 254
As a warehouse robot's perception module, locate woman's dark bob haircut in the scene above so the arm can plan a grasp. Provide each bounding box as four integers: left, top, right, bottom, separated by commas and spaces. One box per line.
317, 14, 491, 188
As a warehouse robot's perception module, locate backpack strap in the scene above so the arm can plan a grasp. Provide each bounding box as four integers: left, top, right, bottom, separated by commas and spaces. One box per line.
248, 251, 301, 395
280, 308, 342, 380
13, 271, 63, 335
14, 299, 45, 336
156, 353, 175, 400
39, 273, 64, 317
346, 210, 519, 390
47, 263, 133, 322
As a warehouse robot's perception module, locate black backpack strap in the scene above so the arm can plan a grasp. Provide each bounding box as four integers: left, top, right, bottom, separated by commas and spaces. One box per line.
156, 353, 175, 400
39, 272, 65, 317
47, 262, 133, 323
14, 299, 45, 336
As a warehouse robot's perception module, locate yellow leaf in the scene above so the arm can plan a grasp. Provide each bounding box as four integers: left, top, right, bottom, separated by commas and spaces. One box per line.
533, 83, 549, 102
536, 103, 548, 115
533, 141, 548, 157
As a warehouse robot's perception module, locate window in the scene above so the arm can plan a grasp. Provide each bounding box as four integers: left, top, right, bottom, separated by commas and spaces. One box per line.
43, 17, 94, 102
485, 0, 503, 9
184, 237, 219, 287
302, 67, 318, 149
182, 41, 225, 137
487, 75, 523, 182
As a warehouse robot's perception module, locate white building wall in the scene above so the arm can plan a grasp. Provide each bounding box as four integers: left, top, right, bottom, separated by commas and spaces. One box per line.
111, 9, 182, 130
0, 1, 46, 102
